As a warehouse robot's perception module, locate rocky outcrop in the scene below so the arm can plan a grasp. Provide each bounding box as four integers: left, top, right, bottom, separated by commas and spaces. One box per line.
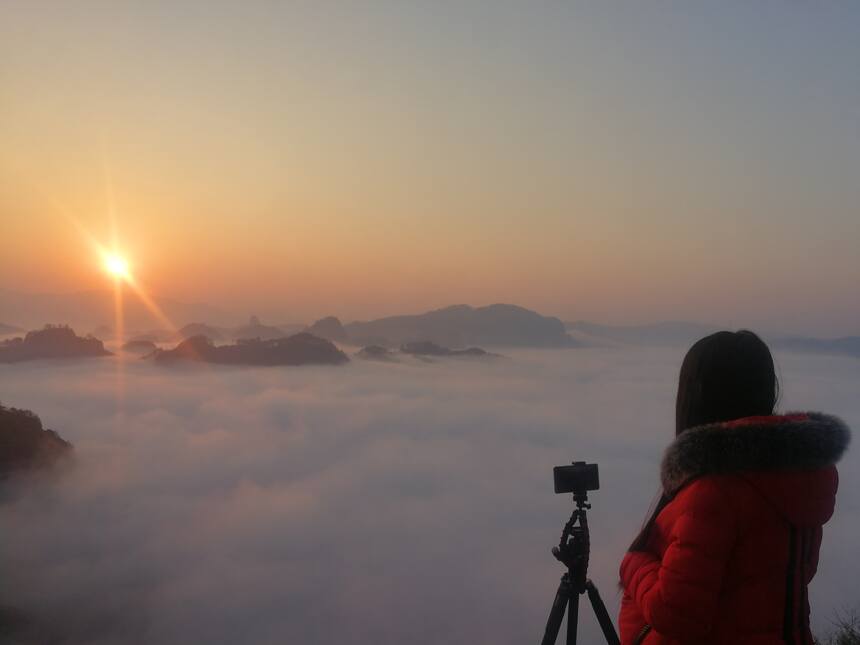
0, 404, 72, 479
307, 316, 349, 343
0, 325, 111, 363
154, 333, 349, 366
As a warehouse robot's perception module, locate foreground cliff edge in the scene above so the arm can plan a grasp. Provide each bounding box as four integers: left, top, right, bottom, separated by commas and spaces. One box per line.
0, 403, 74, 637
0, 403, 73, 480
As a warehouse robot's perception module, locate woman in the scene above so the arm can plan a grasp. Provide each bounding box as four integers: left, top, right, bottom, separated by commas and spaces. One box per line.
619, 330, 850, 644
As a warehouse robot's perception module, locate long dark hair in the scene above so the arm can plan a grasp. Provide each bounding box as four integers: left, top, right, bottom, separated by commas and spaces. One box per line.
628, 330, 779, 552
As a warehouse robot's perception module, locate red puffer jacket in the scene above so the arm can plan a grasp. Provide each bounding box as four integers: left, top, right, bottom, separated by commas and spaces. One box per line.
619, 412, 850, 645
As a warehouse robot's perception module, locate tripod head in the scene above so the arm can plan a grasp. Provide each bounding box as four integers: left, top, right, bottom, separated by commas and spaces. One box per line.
552, 488, 592, 590
551, 461, 599, 581
541, 461, 620, 645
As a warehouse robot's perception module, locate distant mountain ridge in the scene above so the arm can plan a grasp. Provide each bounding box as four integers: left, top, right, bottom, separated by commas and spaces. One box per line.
5, 290, 854, 359
344, 304, 577, 348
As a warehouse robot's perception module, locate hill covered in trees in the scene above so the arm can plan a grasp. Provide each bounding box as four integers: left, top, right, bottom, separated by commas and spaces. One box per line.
154, 333, 349, 366
0, 325, 111, 363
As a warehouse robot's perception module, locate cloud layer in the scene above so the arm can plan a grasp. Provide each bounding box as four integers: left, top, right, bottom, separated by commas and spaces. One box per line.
1, 348, 857, 644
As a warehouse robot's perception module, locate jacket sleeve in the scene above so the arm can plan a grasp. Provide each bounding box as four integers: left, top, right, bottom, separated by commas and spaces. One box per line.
620, 478, 738, 641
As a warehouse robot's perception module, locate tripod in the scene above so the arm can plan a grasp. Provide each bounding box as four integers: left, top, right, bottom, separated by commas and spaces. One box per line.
540, 490, 620, 645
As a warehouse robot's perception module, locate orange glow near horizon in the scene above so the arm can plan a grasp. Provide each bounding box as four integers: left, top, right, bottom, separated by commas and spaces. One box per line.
69, 214, 178, 336
3, 4, 860, 338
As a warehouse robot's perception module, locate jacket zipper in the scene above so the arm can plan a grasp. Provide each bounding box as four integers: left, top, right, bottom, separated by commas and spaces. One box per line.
633, 624, 652, 645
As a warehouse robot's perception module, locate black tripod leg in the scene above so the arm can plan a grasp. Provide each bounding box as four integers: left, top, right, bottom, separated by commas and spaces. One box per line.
566, 589, 579, 645
585, 580, 620, 645
541, 576, 570, 645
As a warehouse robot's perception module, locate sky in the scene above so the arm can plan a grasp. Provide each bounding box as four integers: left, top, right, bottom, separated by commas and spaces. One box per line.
1, 346, 857, 644
2, 2, 859, 335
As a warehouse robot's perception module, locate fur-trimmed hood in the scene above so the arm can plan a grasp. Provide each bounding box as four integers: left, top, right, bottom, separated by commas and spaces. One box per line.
661, 412, 850, 495
621, 413, 850, 642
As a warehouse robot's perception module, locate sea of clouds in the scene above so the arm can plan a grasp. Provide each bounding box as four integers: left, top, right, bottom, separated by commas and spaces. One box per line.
1, 347, 857, 644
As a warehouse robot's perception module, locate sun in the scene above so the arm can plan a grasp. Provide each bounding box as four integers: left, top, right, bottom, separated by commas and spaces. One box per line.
103, 253, 131, 280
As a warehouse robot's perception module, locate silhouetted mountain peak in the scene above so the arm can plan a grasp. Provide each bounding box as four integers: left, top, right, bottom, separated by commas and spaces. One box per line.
345, 303, 577, 348
307, 316, 348, 343
178, 322, 224, 341
155, 332, 349, 366
0, 325, 111, 363
158, 335, 217, 362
